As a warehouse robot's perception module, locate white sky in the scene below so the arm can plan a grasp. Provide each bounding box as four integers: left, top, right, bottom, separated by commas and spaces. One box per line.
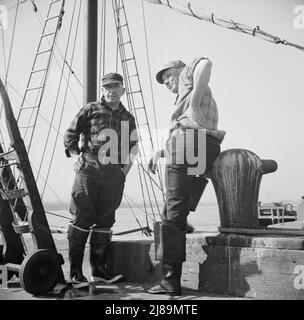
0, 0, 304, 205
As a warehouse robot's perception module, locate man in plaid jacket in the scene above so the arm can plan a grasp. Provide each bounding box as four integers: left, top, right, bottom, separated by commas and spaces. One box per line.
64, 72, 138, 288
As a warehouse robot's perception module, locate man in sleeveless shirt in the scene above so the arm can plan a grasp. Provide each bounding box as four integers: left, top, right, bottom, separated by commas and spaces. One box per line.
147, 58, 225, 295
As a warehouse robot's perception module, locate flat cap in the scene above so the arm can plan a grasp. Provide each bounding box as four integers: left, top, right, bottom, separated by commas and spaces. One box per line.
102, 72, 124, 86
156, 60, 186, 84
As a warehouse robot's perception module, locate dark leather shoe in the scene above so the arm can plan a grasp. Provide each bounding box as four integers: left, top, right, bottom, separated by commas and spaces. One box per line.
146, 282, 181, 296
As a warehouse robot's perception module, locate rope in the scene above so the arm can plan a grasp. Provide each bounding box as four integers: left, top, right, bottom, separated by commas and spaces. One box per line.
145, 0, 304, 52
34, 0, 76, 183
112, 0, 164, 217
124, 192, 155, 219
41, 0, 83, 198
30, 162, 67, 205
45, 210, 71, 221
17, 1, 66, 152
123, 194, 144, 229
7, 0, 32, 11
34, 10, 83, 109
64, 60, 83, 88
140, 0, 165, 197
113, 0, 160, 225
0, 74, 65, 139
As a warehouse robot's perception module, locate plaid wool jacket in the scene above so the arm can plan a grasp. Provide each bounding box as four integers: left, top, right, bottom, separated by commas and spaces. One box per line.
64, 98, 138, 163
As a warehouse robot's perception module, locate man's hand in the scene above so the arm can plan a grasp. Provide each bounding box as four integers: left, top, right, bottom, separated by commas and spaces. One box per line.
73, 152, 84, 173
148, 150, 161, 174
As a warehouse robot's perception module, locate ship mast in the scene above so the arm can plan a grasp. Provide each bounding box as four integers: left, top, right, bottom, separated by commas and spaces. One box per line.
83, 0, 98, 105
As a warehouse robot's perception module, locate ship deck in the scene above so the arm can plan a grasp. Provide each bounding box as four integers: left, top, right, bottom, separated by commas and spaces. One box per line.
0, 231, 250, 301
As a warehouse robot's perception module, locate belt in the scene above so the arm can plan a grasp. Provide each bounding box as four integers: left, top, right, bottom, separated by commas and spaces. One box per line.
82, 152, 99, 161
82, 152, 121, 166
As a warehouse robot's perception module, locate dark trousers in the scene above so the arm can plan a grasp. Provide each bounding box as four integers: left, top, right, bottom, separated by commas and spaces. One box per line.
163, 133, 220, 233
69, 154, 125, 230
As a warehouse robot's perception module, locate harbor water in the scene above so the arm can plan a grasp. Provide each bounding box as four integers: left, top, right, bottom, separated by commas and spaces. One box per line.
46, 203, 221, 237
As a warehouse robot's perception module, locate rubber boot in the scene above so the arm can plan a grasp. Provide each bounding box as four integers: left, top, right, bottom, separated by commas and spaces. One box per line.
147, 222, 185, 296
90, 230, 123, 284
67, 224, 90, 289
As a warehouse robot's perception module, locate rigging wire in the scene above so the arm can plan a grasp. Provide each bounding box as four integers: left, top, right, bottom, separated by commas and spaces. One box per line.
123, 192, 156, 220
145, 0, 304, 52
34, 9, 83, 109
0, 73, 65, 139
35, 0, 78, 184
113, 0, 154, 229
31, 162, 67, 205
140, 0, 165, 199
7, 0, 31, 11
41, 0, 83, 198
113, 0, 163, 229
64, 60, 83, 88
113, 1, 156, 214
113, 0, 164, 223
140, 0, 159, 153
0, 1, 68, 206
17, 0, 66, 152
1, 0, 165, 235
45, 210, 71, 221
123, 194, 144, 229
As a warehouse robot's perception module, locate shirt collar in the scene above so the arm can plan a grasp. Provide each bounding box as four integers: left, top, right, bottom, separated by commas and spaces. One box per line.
100, 96, 126, 113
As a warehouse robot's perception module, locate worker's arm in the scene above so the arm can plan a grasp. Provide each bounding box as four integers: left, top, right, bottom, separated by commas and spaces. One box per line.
187, 59, 212, 124
64, 105, 89, 172
64, 105, 88, 157
190, 59, 212, 109
148, 149, 166, 174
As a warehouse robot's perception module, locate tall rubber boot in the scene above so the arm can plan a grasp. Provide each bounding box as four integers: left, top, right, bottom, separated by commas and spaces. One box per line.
67, 224, 90, 288
147, 222, 185, 296
90, 229, 123, 284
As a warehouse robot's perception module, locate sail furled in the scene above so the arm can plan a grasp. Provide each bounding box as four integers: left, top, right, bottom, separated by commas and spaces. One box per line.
144, 0, 304, 52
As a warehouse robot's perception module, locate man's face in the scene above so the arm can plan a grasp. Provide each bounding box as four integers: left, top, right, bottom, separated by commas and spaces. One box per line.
162, 68, 180, 94
102, 82, 125, 104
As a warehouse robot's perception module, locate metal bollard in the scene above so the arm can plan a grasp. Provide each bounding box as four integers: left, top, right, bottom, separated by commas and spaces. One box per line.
211, 149, 277, 229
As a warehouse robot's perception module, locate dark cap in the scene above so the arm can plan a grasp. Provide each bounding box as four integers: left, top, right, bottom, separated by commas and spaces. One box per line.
102, 73, 124, 86
156, 60, 186, 84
